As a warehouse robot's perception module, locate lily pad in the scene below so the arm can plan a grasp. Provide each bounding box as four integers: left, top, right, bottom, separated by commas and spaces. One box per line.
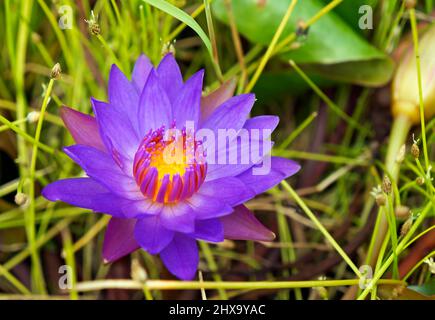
212, 0, 394, 86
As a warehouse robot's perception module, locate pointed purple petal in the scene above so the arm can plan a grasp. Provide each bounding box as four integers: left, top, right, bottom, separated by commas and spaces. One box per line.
200, 78, 236, 123
191, 219, 224, 243
131, 54, 153, 93
200, 94, 255, 133
205, 134, 273, 181
121, 199, 163, 218
243, 115, 279, 132
64, 145, 142, 200
186, 193, 234, 220
236, 157, 300, 194
138, 69, 173, 133
103, 217, 140, 262
160, 202, 196, 233
134, 215, 174, 254
160, 234, 199, 280
197, 177, 254, 207
60, 107, 106, 152
221, 205, 276, 241
107, 65, 140, 133
201, 112, 277, 182
156, 53, 183, 102
42, 178, 125, 217
92, 98, 140, 164
172, 69, 204, 126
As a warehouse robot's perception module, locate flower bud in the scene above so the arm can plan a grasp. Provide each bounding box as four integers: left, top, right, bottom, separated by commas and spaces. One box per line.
15, 192, 28, 206
50, 63, 61, 80
404, 0, 416, 9
416, 176, 425, 185
375, 194, 386, 207
400, 217, 413, 237
395, 205, 410, 220
27, 111, 40, 123
392, 24, 435, 124
382, 176, 392, 194
411, 142, 420, 158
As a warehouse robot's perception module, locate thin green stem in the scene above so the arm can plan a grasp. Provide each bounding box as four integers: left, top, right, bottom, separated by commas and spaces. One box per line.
245, 0, 298, 93
281, 181, 362, 278
289, 60, 370, 135
203, 0, 223, 82
279, 112, 318, 150
27, 78, 54, 293
74, 278, 403, 292
409, 8, 430, 170
199, 242, 228, 300
358, 202, 432, 300
368, 114, 411, 267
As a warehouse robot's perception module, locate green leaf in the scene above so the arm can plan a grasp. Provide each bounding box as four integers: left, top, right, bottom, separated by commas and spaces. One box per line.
319, 0, 379, 33
212, 0, 394, 86
142, 0, 213, 56
409, 278, 435, 297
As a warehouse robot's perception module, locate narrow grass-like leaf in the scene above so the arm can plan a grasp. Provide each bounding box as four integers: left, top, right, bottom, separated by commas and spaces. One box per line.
142, 0, 213, 56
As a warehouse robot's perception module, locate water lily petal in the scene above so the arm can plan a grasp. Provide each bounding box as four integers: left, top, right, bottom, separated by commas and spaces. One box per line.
160, 202, 196, 233
205, 135, 273, 181
236, 157, 301, 194
108, 64, 141, 133
191, 219, 224, 242
197, 177, 254, 206
60, 107, 106, 152
243, 115, 279, 132
103, 217, 140, 262
221, 205, 275, 241
156, 53, 183, 102
42, 178, 125, 217
186, 193, 234, 220
131, 54, 153, 93
160, 234, 199, 280
200, 93, 255, 133
92, 98, 140, 164
138, 69, 173, 133
200, 78, 236, 123
172, 69, 204, 126
134, 215, 174, 254
64, 145, 142, 200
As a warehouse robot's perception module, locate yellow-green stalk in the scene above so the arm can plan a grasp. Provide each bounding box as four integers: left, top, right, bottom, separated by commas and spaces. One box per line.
369, 22, 435, 267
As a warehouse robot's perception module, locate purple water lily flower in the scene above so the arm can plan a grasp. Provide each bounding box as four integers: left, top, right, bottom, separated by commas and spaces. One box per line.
42, 54, 300, 280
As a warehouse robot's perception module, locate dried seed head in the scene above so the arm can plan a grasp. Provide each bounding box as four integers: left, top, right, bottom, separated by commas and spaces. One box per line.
392, 24, 435, 124
395, 205, 410, 220
50, 63, 62, 80
85, 11, 100, 36
416, 176, 425, 185
89, 22, 101, 35
296, 20, 309, 38
400, 217, 413, 237
382, 176, 392, 194
411, 143, 420, 158
15, 192, 28, 206
396, 144, 406, 163
375, 194, 387, 207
